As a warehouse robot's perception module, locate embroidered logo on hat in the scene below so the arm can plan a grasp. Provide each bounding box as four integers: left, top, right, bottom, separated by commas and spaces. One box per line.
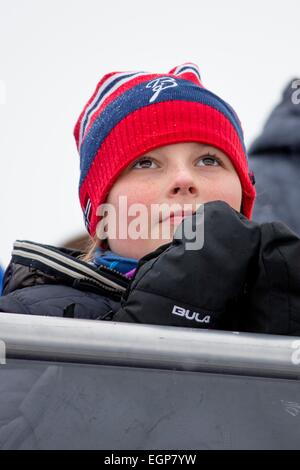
146, 77, 178, 103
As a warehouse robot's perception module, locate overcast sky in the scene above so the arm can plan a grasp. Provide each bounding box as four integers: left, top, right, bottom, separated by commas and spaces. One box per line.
0, 0, 299, 266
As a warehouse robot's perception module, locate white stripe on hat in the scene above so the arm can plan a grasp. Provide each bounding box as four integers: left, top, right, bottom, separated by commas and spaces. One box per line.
84, 199, 91, 217
79, 71, 149, 147
80, 71, 135, 145
173, 63, 202, 82
83, 199, 91, 228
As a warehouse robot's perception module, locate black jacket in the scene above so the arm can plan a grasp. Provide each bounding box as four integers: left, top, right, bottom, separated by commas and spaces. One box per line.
0, 240, 126, 320
1, 201, 300, 335
249, 78, 300, 235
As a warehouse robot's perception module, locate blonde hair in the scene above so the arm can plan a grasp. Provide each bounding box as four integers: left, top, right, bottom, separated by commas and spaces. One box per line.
78, 236, 109, 263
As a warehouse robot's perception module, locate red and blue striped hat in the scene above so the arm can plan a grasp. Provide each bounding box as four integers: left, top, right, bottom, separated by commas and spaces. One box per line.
74, 63, 256, 236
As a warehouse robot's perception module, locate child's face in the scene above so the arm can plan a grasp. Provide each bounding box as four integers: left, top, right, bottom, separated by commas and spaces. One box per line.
104, 142, 242, 259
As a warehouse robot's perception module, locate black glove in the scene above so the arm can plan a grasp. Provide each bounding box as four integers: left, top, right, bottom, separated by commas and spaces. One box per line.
240, 221, 300, 336
114, 201, 261, 331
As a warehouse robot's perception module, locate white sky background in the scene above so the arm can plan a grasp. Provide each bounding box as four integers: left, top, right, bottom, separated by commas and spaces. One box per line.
0, 0, 299, 266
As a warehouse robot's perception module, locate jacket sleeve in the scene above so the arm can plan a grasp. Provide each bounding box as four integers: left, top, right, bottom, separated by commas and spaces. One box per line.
113, 201, 300, 335
0, 292, 29, 315
0, 284, 115, 320
240, 221, 300, 336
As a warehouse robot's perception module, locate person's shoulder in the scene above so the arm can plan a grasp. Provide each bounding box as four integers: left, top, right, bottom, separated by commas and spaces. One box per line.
3, 239, 127, 291
0, 283, 115, 319
0, 238, 128, 320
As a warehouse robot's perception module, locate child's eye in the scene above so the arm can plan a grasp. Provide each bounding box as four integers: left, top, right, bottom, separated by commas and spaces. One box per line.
196, 154, 221, 167
132, 158, 158, 169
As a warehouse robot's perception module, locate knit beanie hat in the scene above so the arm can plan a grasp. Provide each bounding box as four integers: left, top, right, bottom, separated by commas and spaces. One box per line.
74, 63, 256, 236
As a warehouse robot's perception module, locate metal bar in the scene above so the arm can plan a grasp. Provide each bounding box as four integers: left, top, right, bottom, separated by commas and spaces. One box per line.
0, 312, 299, 379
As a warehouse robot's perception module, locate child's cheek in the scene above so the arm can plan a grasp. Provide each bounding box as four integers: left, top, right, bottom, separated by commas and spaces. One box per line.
124, 186, 157, 209
209, 178, 242, 212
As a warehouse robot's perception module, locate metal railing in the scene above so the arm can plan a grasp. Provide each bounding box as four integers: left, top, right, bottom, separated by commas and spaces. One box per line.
0, 312, 300, 379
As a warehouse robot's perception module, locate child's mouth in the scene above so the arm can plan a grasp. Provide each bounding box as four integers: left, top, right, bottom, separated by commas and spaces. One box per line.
160, 209, 195, 225
168, 214, 186, 225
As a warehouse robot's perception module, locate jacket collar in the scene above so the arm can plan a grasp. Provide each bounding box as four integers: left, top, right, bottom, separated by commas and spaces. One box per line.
3, 240, 129, 298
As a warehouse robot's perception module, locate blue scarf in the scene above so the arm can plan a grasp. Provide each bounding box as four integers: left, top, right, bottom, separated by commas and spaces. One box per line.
92, 247, 138, 278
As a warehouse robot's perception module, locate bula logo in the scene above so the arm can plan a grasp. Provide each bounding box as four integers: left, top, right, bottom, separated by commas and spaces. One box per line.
172, 305, 211, 324
146, 77, 178, 103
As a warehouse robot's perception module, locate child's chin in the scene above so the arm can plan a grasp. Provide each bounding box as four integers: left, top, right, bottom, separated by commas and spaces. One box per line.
130, 237, 173, 258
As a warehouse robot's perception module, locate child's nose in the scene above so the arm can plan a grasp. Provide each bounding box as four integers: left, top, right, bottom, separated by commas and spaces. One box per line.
167, 170, 198, 197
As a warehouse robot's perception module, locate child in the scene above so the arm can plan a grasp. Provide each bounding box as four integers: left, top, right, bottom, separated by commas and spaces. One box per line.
1, 63, 300, 335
